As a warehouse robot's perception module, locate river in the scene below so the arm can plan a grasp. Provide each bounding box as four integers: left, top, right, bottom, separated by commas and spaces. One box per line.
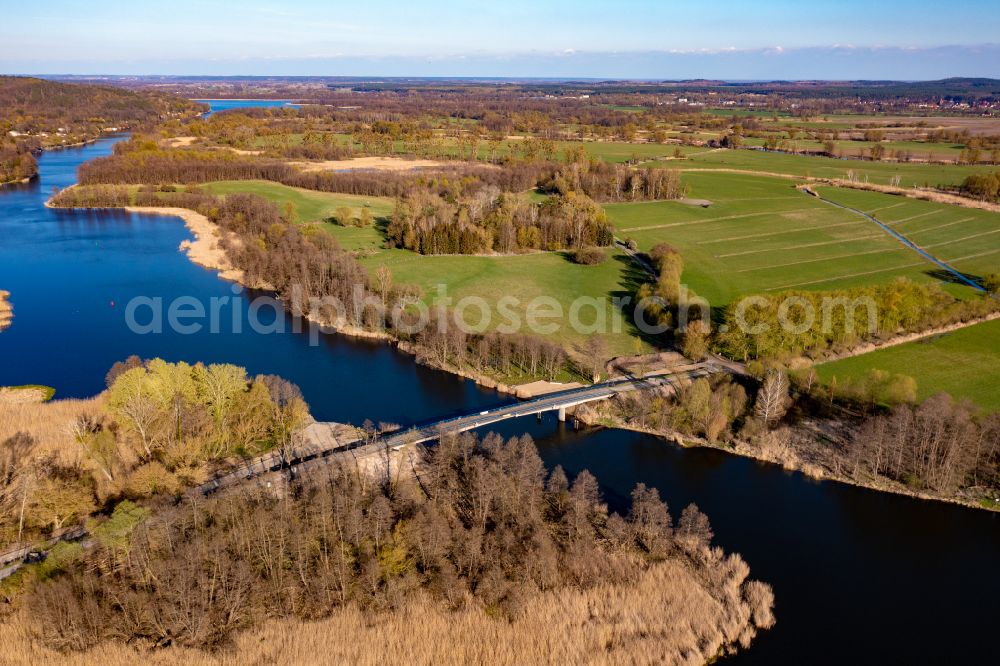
0, 108, 997, 664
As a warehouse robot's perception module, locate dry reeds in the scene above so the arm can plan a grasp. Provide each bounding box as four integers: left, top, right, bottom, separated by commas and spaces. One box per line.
0, 395, 105, 465
0, 556, 773, 666
0, 290, 11, 331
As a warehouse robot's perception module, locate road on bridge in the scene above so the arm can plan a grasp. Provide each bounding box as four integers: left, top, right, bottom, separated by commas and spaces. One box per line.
379, 364, 718, 450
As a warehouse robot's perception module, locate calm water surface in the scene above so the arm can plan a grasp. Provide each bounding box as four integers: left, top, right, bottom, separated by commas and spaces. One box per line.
0, 103, 997, 664
193, 98, 300, 115
0, 135, 502, 425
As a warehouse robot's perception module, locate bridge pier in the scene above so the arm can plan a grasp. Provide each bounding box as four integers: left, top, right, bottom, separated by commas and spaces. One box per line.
557, 406, 566, 422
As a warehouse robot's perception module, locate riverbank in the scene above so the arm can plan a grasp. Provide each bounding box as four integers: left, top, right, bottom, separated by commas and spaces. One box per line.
0, 176, 33, 187
575, 399, 1000, 512
44, 197, 551, 399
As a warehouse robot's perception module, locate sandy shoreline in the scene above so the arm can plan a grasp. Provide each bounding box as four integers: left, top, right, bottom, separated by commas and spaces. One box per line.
0, 289, 12, 331
0, 176, 33, 187
123, 206, 246, 283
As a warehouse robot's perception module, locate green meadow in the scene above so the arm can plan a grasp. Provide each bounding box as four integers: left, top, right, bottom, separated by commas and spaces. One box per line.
201, 171, 995, 357
193, 180, 645, 354
357, 248, 647, 356
604, 171, 963, 306
812, 186, 1000, 281
202, 180, 392, 222
815, 318, 1000, 412
739, 137, 968, 162
202, 180, 393, 251
675, 149, 995, 187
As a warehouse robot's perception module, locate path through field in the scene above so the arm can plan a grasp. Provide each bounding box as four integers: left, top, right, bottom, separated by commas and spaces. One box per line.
801, 188, 987, 292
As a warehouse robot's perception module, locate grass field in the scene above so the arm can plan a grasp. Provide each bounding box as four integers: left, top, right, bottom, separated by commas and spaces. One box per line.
739, 136, 969, 162
604, 171, 973, 306
815, 318, 1000, 412
162, 162, 996, 369
676, 148, 996, 187
193, 180, 645, 355
202, 180, 392, 250
359, 248, 649, 356
203, 180, 392, 222
813, 186, 1000, 282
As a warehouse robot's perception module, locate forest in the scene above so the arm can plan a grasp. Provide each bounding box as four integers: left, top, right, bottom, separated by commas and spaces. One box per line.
0, 142, 36, 184
0, 76, 202, 137
14, 431, 774, 661
388, 189, 613, 255
0, 358, 308, 550
0, 76, 204, 184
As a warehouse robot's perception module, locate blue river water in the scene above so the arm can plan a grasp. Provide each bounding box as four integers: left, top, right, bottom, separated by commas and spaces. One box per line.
0, 102, 997, 664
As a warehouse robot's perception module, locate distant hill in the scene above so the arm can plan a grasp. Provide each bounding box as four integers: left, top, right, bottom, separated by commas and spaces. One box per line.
0, 76, 203, 138
0, 76, 204, 184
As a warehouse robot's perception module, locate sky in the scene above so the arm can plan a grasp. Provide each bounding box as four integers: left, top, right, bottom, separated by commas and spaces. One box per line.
2, 0, 999, 79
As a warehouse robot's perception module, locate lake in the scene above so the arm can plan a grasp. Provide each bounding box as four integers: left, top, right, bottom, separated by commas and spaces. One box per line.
0, 104, 997, 664
193, 98, 300, 115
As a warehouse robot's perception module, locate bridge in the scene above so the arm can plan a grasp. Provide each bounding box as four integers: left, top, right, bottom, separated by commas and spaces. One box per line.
199, 361, 722, 494
376, 362, 718, 448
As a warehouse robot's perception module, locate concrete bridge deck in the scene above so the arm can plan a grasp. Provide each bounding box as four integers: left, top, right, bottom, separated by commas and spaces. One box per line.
197, 361, 720, 495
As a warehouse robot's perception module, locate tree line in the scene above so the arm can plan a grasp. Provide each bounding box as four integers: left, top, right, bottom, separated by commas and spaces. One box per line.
413, 316, 569, 381
78, 134, 688, 206
849, 393, 1000, 493
715, 278, 1000, 362
540, 151, 684, 202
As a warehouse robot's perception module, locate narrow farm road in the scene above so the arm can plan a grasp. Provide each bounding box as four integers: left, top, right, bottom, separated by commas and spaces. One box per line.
800, 187, 987, 293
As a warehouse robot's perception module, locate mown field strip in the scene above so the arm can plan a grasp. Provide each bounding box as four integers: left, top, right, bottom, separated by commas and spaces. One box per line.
943, 247, 1000, 263
809, 187, 986, 292
618, 207, 815, 232
696, 219, 867, 244
765, 262, 925, 291
884, 210, 940, 226
716, 234, 884, 258
734, 248, 893, 273
923, 228, 1000, 250
904, 217, 974, 237
864, 201, 907, 215
712, 196, 803, 203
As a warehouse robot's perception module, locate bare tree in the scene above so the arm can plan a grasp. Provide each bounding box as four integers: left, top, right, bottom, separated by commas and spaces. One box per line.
755, 370, 789, 427
375, 264, 393, 312
584, 335, 609, 383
